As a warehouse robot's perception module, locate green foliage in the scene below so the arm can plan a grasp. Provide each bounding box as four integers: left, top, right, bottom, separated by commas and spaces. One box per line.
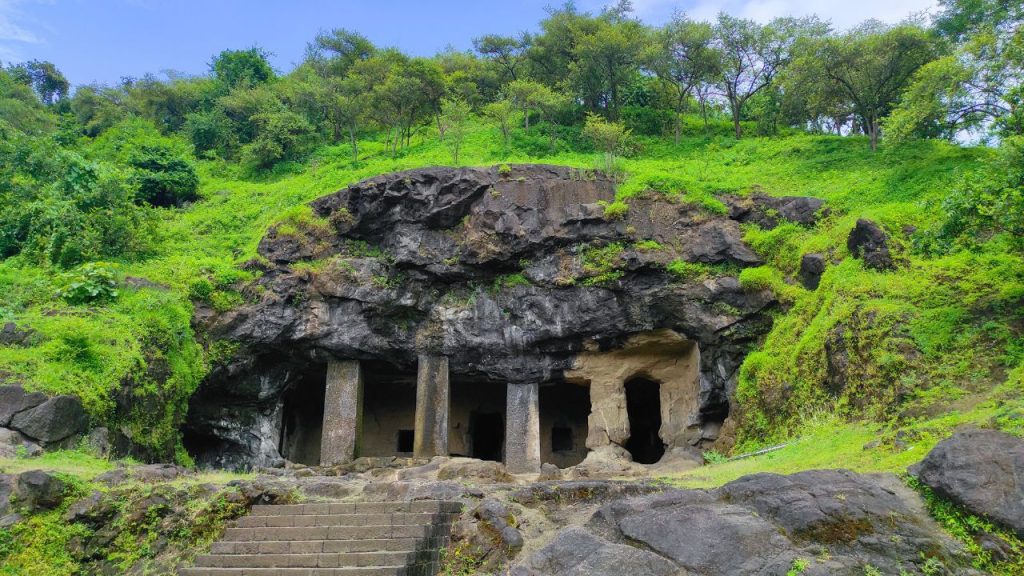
906, 475, 1024, 574
211, 47, 275, 89
579, 241, 626, 285
786, 558, 810, 575
490, 273, 531, 293
666, 259, 714, 282
703, 449, 729, 464
56, 262, 119, 305
583, 113, 631, 175
598, 199, 629, 220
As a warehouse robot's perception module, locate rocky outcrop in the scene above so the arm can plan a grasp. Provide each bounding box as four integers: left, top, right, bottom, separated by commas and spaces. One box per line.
799, 252, 826, 289
724, 193, 828, 230
911, 428, 1024, 537
848, 218, 895, 270
187, 165, 826, 468
515, 469, 981, 575
0, 385, 88, 450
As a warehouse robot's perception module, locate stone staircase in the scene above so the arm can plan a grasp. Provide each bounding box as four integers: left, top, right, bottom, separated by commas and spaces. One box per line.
180, 500, 461, 576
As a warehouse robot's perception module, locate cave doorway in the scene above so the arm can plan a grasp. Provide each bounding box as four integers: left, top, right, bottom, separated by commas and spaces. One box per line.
624, 376, 664, 464
279, 363, 328, 466
361, 360, 417, 457
470, 412, 504, 461
539, 381, 591, 468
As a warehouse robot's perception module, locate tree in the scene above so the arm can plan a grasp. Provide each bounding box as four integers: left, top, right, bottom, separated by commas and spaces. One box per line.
330, 76, 368, 161
473, 33, 530, 82
306, 29, 375, 78
583, 112, 630, 175
482, 99, 518, 153
887, 0, 1023, 141
647, 15, 720, 142
505, 79, 558, 131
211, 48, 275, 89
439, 97, 471, 164
713, 14, 826, 139
568, 11, 649, 119
807, 22, 936, 149
8, 60, 70, 105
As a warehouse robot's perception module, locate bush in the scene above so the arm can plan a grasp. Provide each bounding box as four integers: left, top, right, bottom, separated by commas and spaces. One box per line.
129, 145, 200, 207
56, 262, 119, 305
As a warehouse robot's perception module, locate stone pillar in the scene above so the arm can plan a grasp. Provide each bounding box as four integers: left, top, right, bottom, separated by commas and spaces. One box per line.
506, 383, 541, 473
414, 355, 449, 458
320, 360, 363, 466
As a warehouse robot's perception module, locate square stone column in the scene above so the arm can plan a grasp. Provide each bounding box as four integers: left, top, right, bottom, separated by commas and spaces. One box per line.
506, 382, 541, 473
320, 360, 363, 466
414, 355, 449, 458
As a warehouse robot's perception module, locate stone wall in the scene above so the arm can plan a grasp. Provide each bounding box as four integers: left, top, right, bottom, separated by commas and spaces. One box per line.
566, 330, 701, 458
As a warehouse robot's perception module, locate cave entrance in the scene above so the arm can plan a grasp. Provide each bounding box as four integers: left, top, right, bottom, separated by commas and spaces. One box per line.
449, 378, 505, 460
624, 376, 664, 464
279, 363, 328, 466
540, 381, 591, 468
361, 360, 417, 457
470, 412, 504, 461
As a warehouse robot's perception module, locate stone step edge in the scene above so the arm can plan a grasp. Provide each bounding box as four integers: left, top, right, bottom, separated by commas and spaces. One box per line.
233, 512, 451, 527
249, 501, 462, 515
211, 537, 433, 552
182, 565, 409, 569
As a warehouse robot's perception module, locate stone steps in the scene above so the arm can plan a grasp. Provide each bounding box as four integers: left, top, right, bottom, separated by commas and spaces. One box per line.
179, 501, 460, 576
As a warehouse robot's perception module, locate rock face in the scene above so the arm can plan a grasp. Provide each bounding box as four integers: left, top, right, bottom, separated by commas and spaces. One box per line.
724, 193, 828, 230
9, 394, 89, 445
910, 428, 1024, 537
187, 165, 827, 469
516, 469, 980, 575
848, 218, 895, 270
799, 252, 826, 289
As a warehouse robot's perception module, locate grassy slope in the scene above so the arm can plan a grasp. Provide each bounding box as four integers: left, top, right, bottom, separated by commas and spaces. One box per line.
0, 118, 1020, 472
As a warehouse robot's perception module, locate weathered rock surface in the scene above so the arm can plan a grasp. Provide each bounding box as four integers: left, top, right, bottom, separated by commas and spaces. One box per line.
848, 218, 895, 270
187, 165, 827, 469
799, 252, 826, 289
0, 427, 42, 458
9, 394, 89, 444
724, 193, 828, 229
13, 470, 66, 511
910, 428, 1024, 537
516, 469, 980, 575
0, 385, 46, 427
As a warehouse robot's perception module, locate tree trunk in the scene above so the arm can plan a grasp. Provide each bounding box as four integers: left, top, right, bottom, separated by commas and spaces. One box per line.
869, 119, 879, 151
732, 101, 742, 139
349, 125, 358, 162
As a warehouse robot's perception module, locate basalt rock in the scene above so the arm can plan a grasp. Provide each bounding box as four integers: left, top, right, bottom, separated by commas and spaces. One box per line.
848, 218, 895, 271
723, 193, 828, 229
799, 252, 826, 289
516, 469, 982, 575
910, 428, 1024, 537
186, 165, 825, 469
9, 394, 89, 445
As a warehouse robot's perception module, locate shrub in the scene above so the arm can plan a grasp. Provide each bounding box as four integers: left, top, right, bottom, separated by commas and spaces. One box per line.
129, 145, 200, 207
56, 262, 119, 305
599, 199, 629, 220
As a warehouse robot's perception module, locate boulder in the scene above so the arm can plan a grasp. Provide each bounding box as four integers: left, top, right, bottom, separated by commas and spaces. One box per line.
132, 463, 186, 483
9, 394, 88, 444
0, 427, 42, 458
14, 470, 66, 511
437, 458, 514, 483
0, 322, 34, 347
847, 219, 895, 271
0, 474, 13, 516
513, 527, 679, 576
910, 428, 1024, 537
0, 385, 46, 427
724, 193, 828, 229
798, 252, 826, 289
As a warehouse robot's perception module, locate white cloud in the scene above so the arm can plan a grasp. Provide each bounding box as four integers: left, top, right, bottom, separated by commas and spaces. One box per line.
0, 0, 48, 63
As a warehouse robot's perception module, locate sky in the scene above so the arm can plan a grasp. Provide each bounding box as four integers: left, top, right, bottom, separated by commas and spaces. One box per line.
1, 0, 939, 86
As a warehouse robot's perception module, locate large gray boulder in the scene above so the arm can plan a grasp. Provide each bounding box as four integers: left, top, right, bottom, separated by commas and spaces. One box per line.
514, 527, 679, 576
13, 470, 66, 511
0, 385, 46, 426
515, 469, 981, 575
910, 428, 1024, 537
9, 395, 89, 444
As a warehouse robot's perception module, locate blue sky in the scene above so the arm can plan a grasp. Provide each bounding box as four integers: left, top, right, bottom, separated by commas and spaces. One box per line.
1, 0, 938, 86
